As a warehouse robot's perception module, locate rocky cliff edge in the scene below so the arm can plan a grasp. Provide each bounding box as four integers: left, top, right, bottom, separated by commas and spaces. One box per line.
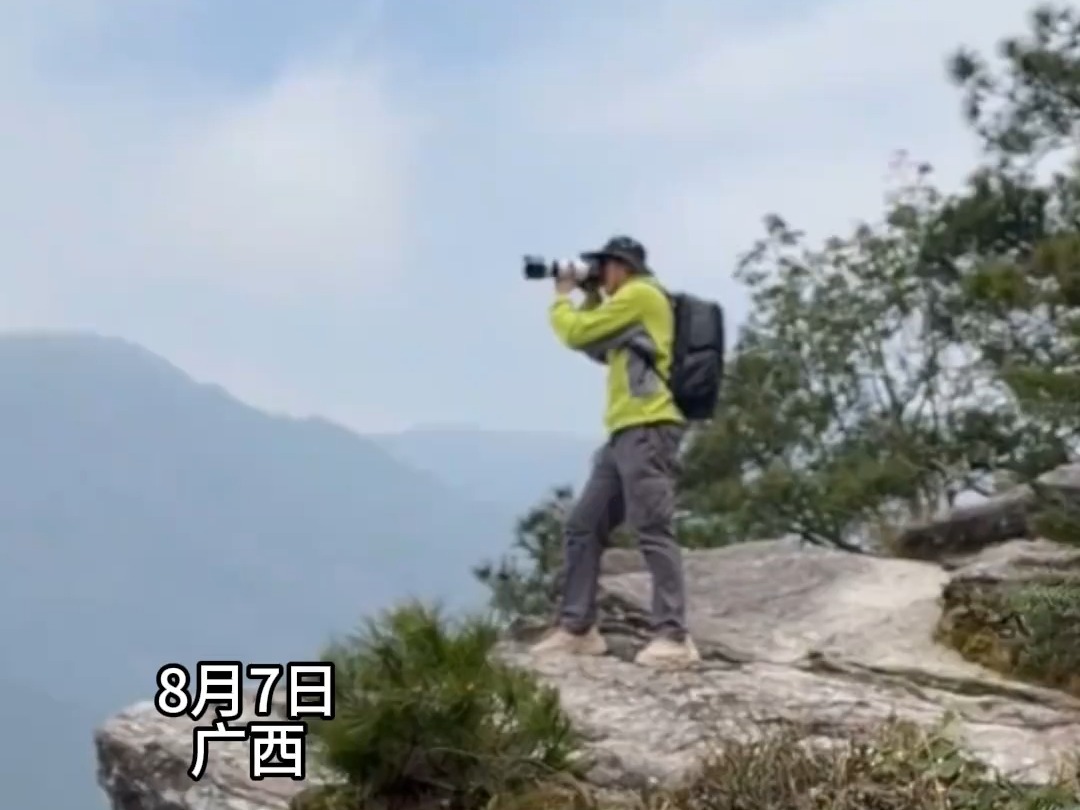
96, 473, 1080, 809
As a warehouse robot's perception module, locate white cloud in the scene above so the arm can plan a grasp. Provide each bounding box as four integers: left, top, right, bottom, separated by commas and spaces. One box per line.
141, 61, 412, 298
511, 0, 1026, 142
490, 0, 1032, 313
0, 0, 1047, 432
0, 10, 413, 311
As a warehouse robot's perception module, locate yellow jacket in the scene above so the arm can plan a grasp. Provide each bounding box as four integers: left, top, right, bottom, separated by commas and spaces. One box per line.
549, 276, 684, 435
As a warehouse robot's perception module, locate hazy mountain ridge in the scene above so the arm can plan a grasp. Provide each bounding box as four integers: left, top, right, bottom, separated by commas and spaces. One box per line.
374, 425, 596, 515
0, 333, 585, 810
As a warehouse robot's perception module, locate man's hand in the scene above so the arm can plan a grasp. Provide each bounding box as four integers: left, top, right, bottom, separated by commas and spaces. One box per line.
554, 275, 577, 296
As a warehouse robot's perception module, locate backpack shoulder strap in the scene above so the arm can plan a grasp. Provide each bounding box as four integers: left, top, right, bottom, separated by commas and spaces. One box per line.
626, 288, 678, 381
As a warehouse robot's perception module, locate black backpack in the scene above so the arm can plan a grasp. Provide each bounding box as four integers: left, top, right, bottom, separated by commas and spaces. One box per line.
646, 291, 726, 420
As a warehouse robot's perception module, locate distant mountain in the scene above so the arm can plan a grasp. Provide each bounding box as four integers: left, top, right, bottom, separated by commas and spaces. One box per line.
0, 673, 101, 810
0, 333, 516, 810
374, 425, 597, 516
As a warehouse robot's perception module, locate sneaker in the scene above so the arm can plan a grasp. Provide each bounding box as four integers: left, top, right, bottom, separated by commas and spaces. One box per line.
529, 626, 607, 657
634, 636, 701, 669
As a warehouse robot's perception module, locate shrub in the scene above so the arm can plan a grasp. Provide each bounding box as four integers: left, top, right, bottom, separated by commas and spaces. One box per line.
659, 719, 1077, 810
304, 601, 582, 809
1003, 582, 1080, 694
483, 719, 1078, 810
937, 575, 1080, 698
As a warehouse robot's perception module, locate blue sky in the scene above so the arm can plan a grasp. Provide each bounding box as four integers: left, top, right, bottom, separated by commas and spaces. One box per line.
0, 0, 1030, 437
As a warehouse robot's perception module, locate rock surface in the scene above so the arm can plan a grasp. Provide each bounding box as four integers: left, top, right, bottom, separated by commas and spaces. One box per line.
948, 536, 1080, 583
891, 486, 1035, 561
96, 525, 1080, 808
890, 462, 1080, 562
96, 693, 321, 810
500, 540, 1080, 790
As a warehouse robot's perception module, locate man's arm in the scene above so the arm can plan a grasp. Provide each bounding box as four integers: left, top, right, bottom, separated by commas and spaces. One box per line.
550, 284, 644, 350
576, 290, 609, 363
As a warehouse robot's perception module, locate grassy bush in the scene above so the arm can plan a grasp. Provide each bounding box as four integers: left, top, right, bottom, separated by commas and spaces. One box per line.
937, 576, 1080, 697
657, 719, 1077, 810
477, 719, 1079, 809
1000, 582, 1080, 694
303, 601, 581, 809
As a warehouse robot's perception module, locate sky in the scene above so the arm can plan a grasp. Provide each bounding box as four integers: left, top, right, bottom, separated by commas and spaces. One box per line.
0, 0, 1034, 437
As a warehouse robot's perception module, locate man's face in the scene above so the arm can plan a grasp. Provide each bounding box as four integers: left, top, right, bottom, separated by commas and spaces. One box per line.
600, 259, 629, 295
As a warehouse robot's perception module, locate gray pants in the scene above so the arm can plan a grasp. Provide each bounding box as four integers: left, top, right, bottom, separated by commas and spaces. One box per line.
558, 423, 688, 640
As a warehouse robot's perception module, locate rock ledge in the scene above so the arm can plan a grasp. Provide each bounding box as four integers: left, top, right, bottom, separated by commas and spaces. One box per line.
97, 538, 1080, 808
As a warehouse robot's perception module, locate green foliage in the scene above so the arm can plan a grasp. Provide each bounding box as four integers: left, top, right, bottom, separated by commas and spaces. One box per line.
307, 601, 581, 808
473, 487, 573, 623
673, 510, 741, 549
473, 486, 638, 623
1030, 478, 1080, 549
934, 4, 1080, 463
680, 159, 1042, 550
678, 5, 1080, 553
949, 4, 1080, 160
1006, 582, 1080, 692
662, 718, 1078, 810
924, 162, 1080, 454
938, 574, 1080, 698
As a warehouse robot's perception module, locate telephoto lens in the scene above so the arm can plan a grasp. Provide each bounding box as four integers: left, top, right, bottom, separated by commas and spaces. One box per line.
522, 255, 553, 280
522, 256, 593, 281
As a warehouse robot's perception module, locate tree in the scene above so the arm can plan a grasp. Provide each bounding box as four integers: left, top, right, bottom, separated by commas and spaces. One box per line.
927, 4, 1080, 466
473, 486, 640, 623
473, 487, 572, 624
925, 3, 1080, 549
680, 157, 1043, 551
678, 6, 1080, 552
950, 4, 1080, 164
912, 163, 1080, 473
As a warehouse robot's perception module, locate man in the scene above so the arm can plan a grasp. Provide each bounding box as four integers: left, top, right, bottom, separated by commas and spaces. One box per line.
531, 235, 700, 668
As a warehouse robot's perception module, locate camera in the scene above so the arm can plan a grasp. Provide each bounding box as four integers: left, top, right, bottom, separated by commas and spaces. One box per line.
522, 255, 598, 284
